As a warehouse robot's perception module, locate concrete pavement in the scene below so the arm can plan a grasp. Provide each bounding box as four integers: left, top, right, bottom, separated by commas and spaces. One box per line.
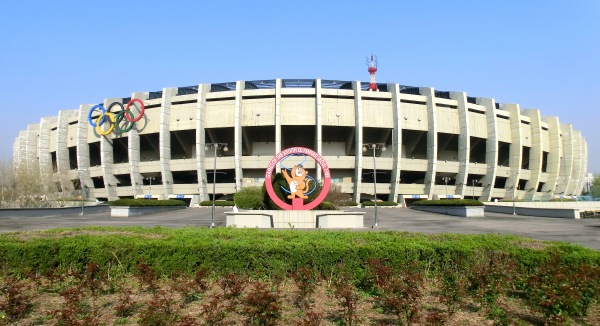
1, 207, 598, 250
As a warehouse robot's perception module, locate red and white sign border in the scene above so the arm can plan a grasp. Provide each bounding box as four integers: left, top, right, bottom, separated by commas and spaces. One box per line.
264, 147, 331, 210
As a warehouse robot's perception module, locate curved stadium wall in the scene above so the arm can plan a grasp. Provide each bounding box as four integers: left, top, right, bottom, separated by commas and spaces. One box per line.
13, 79, 588, 205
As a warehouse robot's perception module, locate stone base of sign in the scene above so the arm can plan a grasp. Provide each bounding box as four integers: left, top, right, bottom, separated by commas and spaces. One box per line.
225, 210, 365, 228
411, 205, 484, 217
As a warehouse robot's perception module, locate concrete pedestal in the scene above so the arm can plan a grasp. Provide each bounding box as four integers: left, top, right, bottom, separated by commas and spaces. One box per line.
225, 210, 365, 228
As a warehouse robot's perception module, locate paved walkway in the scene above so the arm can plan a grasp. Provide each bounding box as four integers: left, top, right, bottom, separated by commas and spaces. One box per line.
1, 207, 599, 250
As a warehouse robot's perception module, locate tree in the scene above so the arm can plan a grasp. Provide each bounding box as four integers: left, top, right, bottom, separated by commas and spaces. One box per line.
0, 159, 15, 208
591, 174, 600, 199
0, 158, 68, 208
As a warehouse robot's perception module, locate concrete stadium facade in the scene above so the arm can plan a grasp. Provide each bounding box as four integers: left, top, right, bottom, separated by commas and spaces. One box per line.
13, 79, 587, 205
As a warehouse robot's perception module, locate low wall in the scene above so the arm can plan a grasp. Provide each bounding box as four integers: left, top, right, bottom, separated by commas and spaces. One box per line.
485, 202, 600, 210
225, 210, 365, 228
484, 204, 580, 219
0, 205, 110, 218
111, 206, 186, 217
411, 206, 485, 217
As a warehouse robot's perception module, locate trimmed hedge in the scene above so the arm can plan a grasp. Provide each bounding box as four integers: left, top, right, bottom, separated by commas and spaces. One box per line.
362, 201, 398, 207
549, 198, 577, 202
342, 201, 359, 206
200, 200, 235, 207
0, 227, 598, 280
412, 199, 484, 206
109, 199, 186, 207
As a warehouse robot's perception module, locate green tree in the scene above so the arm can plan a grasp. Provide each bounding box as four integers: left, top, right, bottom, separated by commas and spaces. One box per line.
591, 174, 600, 199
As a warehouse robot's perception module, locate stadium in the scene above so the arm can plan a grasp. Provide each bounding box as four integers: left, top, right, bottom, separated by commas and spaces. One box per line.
13, 78, 587, 206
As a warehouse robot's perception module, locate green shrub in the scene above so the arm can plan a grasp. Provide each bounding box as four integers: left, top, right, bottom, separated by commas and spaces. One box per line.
362, 201, 398, 207
262, 173, 288, 210
109, 199, 186, 207
199, 201, 235, 207
498, 199, 525, 202
318, 201, 336, 210
412, 199, 484, 206
342, 201, 359, 207
234, 186, 264, 209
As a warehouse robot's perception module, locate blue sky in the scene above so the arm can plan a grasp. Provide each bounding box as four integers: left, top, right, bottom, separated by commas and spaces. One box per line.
1, 1, 598, 172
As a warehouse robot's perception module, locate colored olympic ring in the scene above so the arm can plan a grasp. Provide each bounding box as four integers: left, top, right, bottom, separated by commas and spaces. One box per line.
96, 112, 115, 135
125, 98, 145, 122
107, 102, 124, 113
88, 104, 106, 127
87, 99, 146, 135
115, 110, 135, 133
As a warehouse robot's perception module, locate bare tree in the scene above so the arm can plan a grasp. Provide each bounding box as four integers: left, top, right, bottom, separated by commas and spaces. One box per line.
0, 158, 70, 208
0, 159, 15, 208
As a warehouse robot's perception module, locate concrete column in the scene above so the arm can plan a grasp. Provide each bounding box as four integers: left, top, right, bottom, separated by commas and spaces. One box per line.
56, 110, 77, 192
556, 124, 574, 196
26, 124, 40, 173
575, 133, 586, 195
568, 131, 583, 195
315, 79, 322, 181
160, 88, 176, 197
450, 92, 469, 197
522, 109, 543, 200
16, 131, 27, 171
275, 79, 282, 153
505, 104, 522, 199
478, 98, 498, 201
387, 83, 402, 202
76, 104, 93, 192
196, 84, 209, 202
420, 87, 437, 198
100, 98, 120, 200
234, 81, 244, 191
39, 117, 56, 188
580, 139, 588, 195
129, 92, 149, 197
13, 137, 21, 170
541, 116, 561, 197
352, 81, 363, 203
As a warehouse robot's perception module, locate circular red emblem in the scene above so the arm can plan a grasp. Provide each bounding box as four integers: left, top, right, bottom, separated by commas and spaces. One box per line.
264, 147, 331, 210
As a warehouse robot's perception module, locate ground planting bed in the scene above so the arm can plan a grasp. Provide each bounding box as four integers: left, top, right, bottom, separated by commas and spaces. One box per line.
0, 227, 598, 325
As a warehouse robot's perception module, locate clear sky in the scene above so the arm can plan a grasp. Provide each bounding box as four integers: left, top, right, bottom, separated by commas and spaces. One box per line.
1, 1, 598, 172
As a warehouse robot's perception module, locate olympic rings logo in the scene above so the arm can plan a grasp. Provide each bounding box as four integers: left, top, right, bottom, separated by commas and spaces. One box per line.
87, 99, 145, 136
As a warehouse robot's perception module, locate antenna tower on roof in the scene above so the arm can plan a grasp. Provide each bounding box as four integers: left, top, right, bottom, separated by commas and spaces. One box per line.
366, 52, 378, 91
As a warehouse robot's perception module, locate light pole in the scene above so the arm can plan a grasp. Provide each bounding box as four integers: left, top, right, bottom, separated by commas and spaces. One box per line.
145, 176, 155, 194
442, 176, 451, 198
77, 168, 88, 215
363, 143, 386, 228
205, 143, 228, 228
472, 179, 478, 199
586, 180, 592, 195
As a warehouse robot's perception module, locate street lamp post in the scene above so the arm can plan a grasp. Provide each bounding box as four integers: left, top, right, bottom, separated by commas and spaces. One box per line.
363, 143, 386, 228
586, 180, 592, 194
472, 179, 478, 199
442, 176, 451, 198
145, 176, 155, 193
205, 143, 228, 228
77, 168, 88, 215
